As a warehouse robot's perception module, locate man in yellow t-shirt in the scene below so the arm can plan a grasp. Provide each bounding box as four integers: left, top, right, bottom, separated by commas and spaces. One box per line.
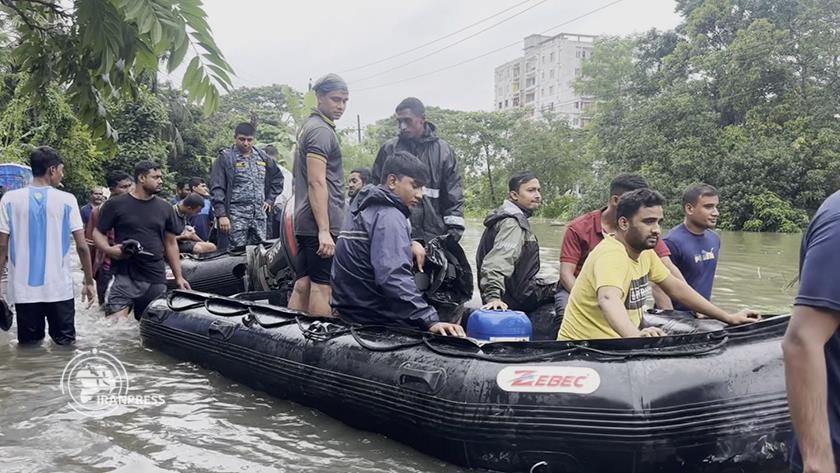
558, 189, 760, 341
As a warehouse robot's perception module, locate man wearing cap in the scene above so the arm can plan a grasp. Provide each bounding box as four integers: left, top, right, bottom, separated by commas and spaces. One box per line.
372, 97, 465, 245
210, 122, 285, 249
288, 73, 349, 316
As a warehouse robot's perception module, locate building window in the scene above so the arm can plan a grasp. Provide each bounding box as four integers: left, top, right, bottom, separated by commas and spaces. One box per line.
549, 86, 554, 95
575, 101, 579, 109
573, 117, 580, 126
525, 77, 535, 87
505, 99, 509, 107
549, 69, 555, 79
525, 92, 535, 103
575, 68, 581, 77
512, 97, 519, 106
550, 52, 555, 62
541, 88, 544, 97
541, 71, 545, 80
499, 102, 503, 110
549, 102, 555, 111
513, 65, 520, 77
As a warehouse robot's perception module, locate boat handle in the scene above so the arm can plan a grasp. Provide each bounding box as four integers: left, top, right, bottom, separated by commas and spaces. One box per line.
398, 364, 445, 394
208, 320, 237, 341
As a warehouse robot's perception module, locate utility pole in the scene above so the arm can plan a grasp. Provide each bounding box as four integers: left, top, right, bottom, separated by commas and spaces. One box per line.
356, 114, 362, 144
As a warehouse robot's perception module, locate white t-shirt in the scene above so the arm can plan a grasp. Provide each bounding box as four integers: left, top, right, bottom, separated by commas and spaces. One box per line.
0, 186, 83, 305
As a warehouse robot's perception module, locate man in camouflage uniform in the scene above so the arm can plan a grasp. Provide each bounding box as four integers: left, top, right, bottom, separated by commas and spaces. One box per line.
210, 122, 284, 248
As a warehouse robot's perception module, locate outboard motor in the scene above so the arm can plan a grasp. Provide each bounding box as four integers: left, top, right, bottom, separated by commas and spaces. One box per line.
245, 197, 298, 305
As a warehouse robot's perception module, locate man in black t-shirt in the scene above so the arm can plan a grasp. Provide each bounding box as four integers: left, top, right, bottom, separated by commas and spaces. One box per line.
93, 161, 190, 319
288, 73, 348, 316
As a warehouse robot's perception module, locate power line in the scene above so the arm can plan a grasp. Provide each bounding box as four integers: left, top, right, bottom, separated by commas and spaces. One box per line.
340, 0, 536, 73
349, 0, 552, 83
354, 0, 626, 93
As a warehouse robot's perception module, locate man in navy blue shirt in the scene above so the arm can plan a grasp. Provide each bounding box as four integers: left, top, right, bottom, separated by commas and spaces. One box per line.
783, 189, 840, 473
663, 184, 721, 312
331, 151, 464, 337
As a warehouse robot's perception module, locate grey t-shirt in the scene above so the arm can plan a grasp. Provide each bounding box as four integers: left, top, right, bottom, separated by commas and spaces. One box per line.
293, 112, 344, 236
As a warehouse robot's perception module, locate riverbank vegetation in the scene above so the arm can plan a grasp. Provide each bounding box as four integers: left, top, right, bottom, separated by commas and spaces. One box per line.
0, 0, 836, 232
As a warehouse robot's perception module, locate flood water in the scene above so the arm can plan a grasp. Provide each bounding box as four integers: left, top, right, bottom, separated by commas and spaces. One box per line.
0, 220, 802, 472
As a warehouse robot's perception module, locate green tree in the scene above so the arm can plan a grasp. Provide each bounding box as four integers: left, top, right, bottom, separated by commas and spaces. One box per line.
0, 0, 234, 139
0, 78, 103, 198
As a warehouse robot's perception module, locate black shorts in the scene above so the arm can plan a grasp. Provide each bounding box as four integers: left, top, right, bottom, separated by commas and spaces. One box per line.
294, 234, 335, 285
15, 299, 75, 345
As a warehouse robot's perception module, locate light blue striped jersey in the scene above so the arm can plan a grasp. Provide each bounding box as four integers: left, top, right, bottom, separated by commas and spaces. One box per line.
0, 186, 83, 304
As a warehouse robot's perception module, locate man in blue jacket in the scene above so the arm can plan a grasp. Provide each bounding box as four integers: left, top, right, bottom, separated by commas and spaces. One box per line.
331, 151, 465, 337
210, 122, 284, 249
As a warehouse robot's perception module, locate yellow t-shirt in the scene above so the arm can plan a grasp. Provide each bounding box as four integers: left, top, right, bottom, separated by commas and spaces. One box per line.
558, 235, 670, 340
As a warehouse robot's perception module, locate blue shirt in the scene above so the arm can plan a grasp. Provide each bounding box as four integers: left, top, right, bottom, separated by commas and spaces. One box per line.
80, 203, 94, 226
189, 197, 213, 241
791, 190, 840, 471
663, 223, 720, 311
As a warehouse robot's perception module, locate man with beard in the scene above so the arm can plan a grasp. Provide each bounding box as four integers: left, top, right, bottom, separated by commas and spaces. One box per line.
80, 187, 105, 226
331, 151, 464, 337
288, 73, 349, 316
476, 172, 554, 314
663, 184, 721, 311
372, 97, 465, 247
556, 173, 684, 318
346, 168, 370, 206
94, 161, 190, 320
557, 189, 758, 341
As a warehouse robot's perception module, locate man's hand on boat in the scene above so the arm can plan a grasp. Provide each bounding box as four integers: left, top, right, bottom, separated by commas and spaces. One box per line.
410, 241, 426, 271
721, 308, 762, 325
481, 299, 508, 311
429, 322, 466, 337
639, 327, 666, 337
656, 276, 762, 326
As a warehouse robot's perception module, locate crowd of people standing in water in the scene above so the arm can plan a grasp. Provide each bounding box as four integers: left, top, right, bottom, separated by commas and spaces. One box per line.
0, 71, 838, 472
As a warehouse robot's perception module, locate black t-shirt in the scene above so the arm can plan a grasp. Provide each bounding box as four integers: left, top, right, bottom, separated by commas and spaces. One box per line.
97, 193, 183, 283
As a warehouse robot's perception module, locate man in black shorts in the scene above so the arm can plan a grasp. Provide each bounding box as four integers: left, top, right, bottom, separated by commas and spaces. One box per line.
93, 161, 190, 319
288, 73, 348, 316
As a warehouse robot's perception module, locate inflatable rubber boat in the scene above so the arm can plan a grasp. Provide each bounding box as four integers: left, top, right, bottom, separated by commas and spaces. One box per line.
168, 198, 473, 319
141, 290, 791, 473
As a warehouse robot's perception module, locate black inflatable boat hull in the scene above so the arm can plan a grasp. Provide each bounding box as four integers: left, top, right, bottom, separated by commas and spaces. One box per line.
141, 291, 791, 473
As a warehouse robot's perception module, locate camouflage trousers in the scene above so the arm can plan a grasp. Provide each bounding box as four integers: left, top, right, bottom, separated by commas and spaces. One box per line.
228, 209, 266, 248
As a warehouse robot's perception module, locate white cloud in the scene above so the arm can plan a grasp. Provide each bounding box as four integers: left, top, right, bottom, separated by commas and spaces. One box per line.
196, 0, 681, 126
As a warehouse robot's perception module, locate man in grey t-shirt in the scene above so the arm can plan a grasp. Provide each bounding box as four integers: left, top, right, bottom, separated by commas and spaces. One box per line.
288, 73, 348, 316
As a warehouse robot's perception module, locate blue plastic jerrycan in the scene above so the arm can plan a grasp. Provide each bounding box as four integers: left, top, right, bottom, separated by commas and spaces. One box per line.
466, 309, 532, 342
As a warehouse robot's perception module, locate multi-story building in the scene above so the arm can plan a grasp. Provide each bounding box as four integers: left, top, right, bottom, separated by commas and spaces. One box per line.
494, 33, 596, 127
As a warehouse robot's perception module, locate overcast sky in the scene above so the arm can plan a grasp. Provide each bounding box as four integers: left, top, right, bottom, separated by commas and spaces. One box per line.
180, 0, 682, 128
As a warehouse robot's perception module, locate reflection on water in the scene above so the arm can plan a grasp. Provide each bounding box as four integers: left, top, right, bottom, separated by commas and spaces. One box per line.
0, 220, 801, 472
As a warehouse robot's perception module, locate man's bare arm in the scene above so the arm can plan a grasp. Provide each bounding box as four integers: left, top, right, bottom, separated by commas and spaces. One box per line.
783, 305, 840, 473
